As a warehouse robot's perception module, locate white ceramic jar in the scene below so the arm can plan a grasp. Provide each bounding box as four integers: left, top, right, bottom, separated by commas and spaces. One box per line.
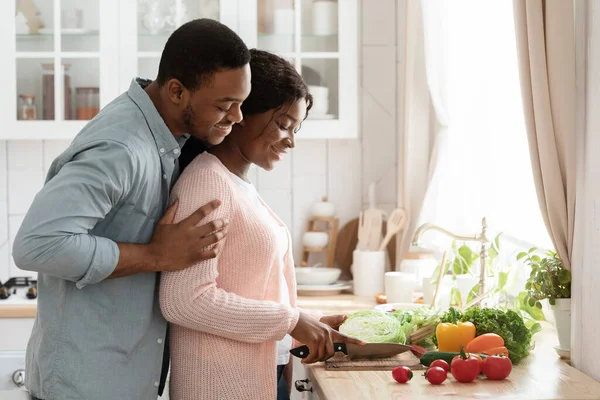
310, 196, 336, 218
399, 252, 438, 291
302, 232, 329, 248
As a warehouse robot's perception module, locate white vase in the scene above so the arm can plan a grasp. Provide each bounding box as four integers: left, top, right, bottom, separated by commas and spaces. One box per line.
550, 298, 571, 350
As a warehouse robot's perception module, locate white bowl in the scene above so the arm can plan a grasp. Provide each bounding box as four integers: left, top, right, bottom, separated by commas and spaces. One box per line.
295, 267, 342, 285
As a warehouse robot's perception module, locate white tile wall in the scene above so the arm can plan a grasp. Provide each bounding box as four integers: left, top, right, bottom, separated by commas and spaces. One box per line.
0, 0, 403, 281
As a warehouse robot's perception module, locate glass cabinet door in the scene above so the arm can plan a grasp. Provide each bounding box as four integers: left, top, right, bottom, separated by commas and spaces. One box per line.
119, 0, 236, 92
1, 0, 120, 139
242, 0, 357, 139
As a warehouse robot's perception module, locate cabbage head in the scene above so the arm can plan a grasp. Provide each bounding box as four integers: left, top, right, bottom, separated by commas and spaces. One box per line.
339, 310, 404, 343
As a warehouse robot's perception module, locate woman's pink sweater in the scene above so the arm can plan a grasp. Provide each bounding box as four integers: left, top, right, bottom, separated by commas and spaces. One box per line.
160, 153, 301, 400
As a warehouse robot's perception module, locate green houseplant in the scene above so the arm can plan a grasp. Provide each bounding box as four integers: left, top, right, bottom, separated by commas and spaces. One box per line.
519, 248, 571, 351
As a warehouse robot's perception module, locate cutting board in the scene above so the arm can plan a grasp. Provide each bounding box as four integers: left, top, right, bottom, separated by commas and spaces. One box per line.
324, 351, 423, 371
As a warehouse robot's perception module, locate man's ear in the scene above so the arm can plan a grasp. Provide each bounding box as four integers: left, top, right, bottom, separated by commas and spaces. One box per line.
165, 79, 186, 105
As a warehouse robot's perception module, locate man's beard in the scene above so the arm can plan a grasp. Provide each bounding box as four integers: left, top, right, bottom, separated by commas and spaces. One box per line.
182, 103, 211, 149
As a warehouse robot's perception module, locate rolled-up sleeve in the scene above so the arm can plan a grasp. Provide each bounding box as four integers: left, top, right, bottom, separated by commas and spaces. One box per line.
12, 139, 136, 288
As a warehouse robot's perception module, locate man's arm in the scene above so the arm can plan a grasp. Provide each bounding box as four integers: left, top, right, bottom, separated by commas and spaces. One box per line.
12, 140, 226, 288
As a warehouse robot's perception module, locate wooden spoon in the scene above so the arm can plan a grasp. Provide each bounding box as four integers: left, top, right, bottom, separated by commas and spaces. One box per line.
377, 208, 407, 251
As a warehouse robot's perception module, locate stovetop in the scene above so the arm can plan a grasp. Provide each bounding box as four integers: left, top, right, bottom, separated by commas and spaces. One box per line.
0, 277, 37, 305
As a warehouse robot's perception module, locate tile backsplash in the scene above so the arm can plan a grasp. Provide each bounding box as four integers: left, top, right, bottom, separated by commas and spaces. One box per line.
0, 0, 403, 282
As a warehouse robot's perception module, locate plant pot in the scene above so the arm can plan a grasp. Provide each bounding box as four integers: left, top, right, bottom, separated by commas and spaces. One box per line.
549, 298, 571, 350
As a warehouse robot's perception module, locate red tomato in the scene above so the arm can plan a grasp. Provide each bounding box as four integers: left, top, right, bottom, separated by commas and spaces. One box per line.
392, 366, 413, 383
482, 355, 512, 380
430, 359, 449, 372
425, 367, 447, 385
451, 354, 481, 383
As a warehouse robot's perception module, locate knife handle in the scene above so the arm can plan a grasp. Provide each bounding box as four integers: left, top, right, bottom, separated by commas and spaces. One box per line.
289, 343, 347, 359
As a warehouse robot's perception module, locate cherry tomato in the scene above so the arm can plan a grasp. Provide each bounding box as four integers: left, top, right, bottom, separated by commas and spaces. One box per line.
451, 352, 481, 383
425, 366, 447, 385
482, 355, 512, 380
392, 366, 413, 383
430, 359, 449, 372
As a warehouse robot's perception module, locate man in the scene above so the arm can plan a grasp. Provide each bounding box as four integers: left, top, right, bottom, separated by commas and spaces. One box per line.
12, 19, 251, 400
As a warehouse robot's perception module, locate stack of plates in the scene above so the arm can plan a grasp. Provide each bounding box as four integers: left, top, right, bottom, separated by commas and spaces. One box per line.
296, 281, 352, 296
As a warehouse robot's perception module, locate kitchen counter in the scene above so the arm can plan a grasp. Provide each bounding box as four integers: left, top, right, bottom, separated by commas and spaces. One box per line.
0, 304, 36, 318
297, 294, 600, 400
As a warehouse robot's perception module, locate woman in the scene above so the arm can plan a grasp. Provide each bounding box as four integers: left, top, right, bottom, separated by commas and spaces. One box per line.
160, 49, 356, 400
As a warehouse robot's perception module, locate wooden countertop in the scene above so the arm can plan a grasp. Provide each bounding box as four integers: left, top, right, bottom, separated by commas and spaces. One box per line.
297, 294, 600, 400
0, 304, 36, 318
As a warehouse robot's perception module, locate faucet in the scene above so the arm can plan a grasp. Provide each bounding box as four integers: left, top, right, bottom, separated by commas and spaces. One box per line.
411, 218, 490, 299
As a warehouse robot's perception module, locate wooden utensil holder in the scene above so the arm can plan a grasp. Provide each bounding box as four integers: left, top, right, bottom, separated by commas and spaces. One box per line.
300, 216, 339, 268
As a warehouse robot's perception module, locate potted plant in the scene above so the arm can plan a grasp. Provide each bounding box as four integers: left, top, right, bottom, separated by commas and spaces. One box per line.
519, 249, 571, 351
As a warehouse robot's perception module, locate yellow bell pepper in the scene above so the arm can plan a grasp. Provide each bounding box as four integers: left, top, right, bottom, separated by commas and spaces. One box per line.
436, 308, 476, 352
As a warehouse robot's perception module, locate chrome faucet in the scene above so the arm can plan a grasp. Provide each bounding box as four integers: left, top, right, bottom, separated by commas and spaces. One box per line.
411, 218, 490, 298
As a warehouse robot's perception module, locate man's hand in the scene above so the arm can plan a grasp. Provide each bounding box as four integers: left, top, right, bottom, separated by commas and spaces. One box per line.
320, 314, 347, 331
148, 199, 228, 272
290, 311, 364, 364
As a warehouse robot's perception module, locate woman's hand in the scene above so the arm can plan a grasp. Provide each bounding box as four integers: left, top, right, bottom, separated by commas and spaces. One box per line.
319, 315, 347, 331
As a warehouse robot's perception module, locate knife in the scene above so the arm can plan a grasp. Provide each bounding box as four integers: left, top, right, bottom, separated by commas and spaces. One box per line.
289, 342, 413, 360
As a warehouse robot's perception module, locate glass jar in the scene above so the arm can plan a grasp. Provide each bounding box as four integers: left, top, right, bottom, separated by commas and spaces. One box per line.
18, 94, 37, 120
42, 63, 72, 120
76, 87, 100, 120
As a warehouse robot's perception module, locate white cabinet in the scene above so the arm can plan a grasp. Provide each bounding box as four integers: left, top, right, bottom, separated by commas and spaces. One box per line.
1, 0, 358, 140
239, 0, 358, 139
0, 0, 121, 140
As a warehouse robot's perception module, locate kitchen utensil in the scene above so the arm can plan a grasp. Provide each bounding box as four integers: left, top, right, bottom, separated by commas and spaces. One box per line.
290, 342, 413, 360
324, 351, 423, 371
378, 208, 407, 251
310, 196, 335, 217
295, 266, 341, 285
363, 183, 385, 251
351, 250, 385, 296
384, 272, 417, 303
336, 218, 398, 279
356, 212, 369, 251
302, 231, 329, 248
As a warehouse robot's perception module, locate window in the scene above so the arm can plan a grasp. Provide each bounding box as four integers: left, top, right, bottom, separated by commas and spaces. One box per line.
418, 0, 552, 253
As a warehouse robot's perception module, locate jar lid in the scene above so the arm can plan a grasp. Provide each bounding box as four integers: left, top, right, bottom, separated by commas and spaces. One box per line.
19, 94, 35, 99
76, 87, 100, 93
402, 252, 435, 260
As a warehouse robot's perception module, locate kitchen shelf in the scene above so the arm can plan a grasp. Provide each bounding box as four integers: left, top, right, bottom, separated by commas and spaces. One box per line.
16, 30, 100, 38
16, 52, 99, 58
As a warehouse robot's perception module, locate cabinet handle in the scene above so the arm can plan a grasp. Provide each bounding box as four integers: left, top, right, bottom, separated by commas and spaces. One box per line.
294, 378, 313, 393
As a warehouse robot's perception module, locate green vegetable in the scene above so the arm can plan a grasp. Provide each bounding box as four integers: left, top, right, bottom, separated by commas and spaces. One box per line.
389, 307, 441, 344
339, 310, 404, 344
432, 307, 532, 364
420, 351, 487, 367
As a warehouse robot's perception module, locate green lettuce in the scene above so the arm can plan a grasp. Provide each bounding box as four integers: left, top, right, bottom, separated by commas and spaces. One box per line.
339, 310, 405, 343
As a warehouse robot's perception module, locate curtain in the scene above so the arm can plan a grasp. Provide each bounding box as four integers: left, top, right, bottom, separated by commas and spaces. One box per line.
396, 0, 437, 263
512, 0, 577, 269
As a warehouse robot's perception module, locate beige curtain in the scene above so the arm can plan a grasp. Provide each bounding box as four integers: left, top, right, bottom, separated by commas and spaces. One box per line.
396, 0, 437, 264
512, 0, 576, 269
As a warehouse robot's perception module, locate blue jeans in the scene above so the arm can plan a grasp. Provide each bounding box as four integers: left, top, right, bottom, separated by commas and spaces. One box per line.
277, 364, 290, 400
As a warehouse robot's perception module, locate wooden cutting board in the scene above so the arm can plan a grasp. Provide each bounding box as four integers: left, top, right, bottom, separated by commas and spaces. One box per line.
324, 351, 423, 371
